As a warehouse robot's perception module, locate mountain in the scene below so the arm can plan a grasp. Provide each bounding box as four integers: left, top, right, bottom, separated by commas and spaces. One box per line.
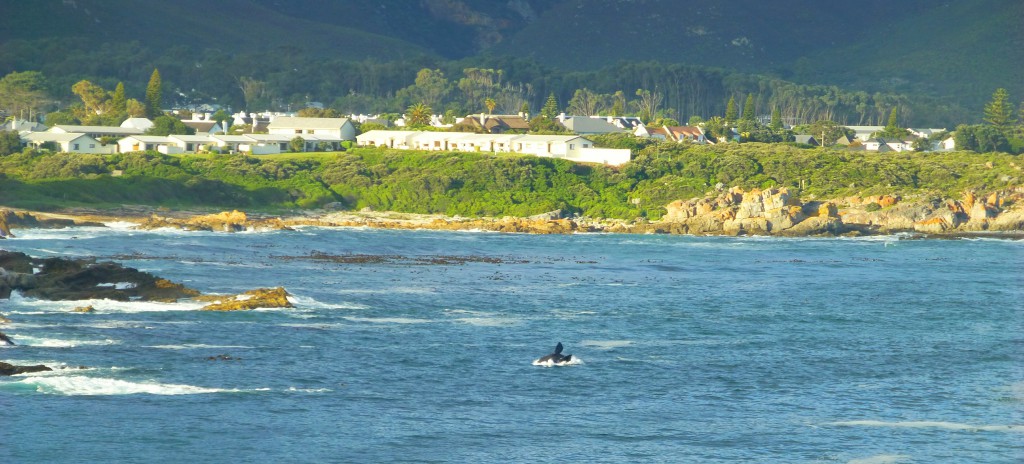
0, 0, 1018, 119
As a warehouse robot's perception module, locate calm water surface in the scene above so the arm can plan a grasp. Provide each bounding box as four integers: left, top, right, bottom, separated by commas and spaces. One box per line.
1, 226, 1022, 463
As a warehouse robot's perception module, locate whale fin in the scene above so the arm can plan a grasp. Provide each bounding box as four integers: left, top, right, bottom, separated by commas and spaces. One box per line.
554, 342, 563, 354
562, 354, 572, 362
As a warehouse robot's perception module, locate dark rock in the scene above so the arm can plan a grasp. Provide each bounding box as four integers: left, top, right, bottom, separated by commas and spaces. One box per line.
0, 361, 53, 376
0, 330, 14, 346
0, 250, 199, 302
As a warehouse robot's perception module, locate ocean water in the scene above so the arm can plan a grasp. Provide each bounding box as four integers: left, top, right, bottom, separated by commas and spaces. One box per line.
1, 226, 1022, 463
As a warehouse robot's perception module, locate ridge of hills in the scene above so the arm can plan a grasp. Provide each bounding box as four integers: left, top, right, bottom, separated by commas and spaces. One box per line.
0, 0, 1019, 117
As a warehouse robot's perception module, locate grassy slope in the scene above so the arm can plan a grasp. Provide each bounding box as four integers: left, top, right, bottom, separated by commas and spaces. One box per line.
0, 146, 1019, 219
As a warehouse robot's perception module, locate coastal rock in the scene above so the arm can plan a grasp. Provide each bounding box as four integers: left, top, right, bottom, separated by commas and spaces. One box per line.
136, 210, 291, 232
73, 305, 96, 313
0, 361, 53, 376
200, 287, 293, 311
0, 251, 199, 302
0, 209, 94, 238
0, 330, 14, 345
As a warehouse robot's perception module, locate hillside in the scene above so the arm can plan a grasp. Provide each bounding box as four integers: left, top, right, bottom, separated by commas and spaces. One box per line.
0, 0, 1018, 117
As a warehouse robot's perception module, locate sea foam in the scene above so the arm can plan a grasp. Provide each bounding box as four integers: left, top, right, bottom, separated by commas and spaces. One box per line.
10, 375, 235, 395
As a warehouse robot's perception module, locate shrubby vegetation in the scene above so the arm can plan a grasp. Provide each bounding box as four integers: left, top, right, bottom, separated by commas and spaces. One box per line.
1, 142, 1019, 218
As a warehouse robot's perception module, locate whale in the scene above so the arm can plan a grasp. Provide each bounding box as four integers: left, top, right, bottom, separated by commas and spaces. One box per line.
533, 342, 572, 365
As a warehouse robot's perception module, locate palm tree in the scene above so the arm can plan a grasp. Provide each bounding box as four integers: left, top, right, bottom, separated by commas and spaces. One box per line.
406, 103, 432, 127
484, 97, 496, 115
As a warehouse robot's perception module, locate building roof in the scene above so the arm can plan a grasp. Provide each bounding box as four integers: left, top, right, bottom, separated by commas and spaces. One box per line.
182, 121, 220, 132
512, 134, 586, 143
168, 134, 214, 142
120, 118, 154, 130
121, 135, 174, 143
50, 125, 144, 135
665, 126, 703, 139
244, 133, 293, 142
561, 117, 625, 134
268, 116, 352, 130
23, 132, 96, 143
210, 134, 254, 143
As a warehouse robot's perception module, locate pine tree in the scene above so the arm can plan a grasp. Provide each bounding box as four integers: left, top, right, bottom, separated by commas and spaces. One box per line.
145, 68, 162, 118
541, 92, 559, 119
724, 95, 738, 123
886, 107, 899, 130
770, 107, 782, 131
110, 82, 127, 114
983, 88, 1016, 132
741, 93, 755, 122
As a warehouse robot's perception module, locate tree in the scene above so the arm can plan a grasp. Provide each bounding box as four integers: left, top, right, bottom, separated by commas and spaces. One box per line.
770, 107, 782, 131
145, 68, 162, 118
412, 68, 449, 108
797, 120, 855, 146
874, 107, 911, 138
741, 93, 755, 122
912, 137, 932, 152
633, 88, 663, 123
610, 91, 626, 116
567, 88, 599, 116
519, 102, 530, 116
125, 99, 146, 118
211, 109, 232, 131
110, 82, 127, 114
954, 124, 1009, 153
289, 136, 305, 153
72, 80, 110, 115
983, 88, 1015, 132
44, 110, 77, 126
0, 71, 49, 120
724, 95, 738, 123
0, 130, 22, 156
541, 92, 559, 119
484, 97, 496, 115
145, 115, 194, 136
406, 103, 432, 127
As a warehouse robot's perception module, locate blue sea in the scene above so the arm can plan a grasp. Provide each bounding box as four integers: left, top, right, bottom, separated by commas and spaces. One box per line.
1, 225, 1022, 463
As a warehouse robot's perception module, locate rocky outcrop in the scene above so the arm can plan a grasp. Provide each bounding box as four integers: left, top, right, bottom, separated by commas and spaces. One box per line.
0, 361, 53, 376
0, 330, 14, 346
658, 187, 1024, 237
0, 209, 98, 239
198, 287, 293, 311
0, 251, 199, 302
136, 210, 291, 232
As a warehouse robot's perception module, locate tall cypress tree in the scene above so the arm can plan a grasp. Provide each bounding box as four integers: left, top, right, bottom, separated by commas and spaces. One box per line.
983, 88, 1016, 132
724, 95, 738, 123
145, 68, 162, 118
741, 93, 755, 122
770, 107, 782, 131
110, 82, 127, 114
885, 107, 899, 130
541, 92, 559, 119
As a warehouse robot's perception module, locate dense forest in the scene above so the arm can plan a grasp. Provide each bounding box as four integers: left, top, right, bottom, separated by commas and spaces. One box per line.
1, 0, 1020, 128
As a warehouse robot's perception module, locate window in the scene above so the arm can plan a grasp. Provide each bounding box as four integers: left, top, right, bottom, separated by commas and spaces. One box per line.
569, 144, 575, 150
295, 129, 302, 134
89, 144, 95, 148
73, 143, 79, 150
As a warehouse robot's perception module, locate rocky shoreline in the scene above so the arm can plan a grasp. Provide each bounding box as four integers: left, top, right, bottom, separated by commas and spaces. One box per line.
4, 186, 1022, 239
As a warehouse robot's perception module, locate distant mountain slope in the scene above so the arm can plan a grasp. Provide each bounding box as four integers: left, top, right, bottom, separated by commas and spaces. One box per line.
492, 0, 1020, 109
0, 0, 434, 61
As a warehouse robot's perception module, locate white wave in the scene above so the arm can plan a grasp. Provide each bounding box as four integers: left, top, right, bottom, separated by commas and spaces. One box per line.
146, 344, 255, 350
10, 375, 236, 395
453, 317, 519, 327
287, 295, 369, 310
532, 356, 584, 367
847, 454, 913, 464
828, 420, 1024, 433
581, 339, 633, 350
102, 221, 140, 229
15, 335, 120, 348
343, 316, 433, 324
286, 387, 333, 393
5, 292, 206, 313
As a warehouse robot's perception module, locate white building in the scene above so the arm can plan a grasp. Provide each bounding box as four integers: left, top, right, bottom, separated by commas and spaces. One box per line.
22, 132, 116, 154
355, 130, 631, 166
267, 116, 356, 141
118, 136, 182, 154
